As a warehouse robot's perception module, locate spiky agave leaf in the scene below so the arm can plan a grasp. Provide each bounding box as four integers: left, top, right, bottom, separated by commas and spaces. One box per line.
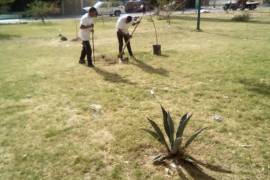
166, 112, 175, 148
161, 105, 175, 148
171, 137, 182, 155
153, 154, 171, 165
186, 155, 233, 173
184, 128, 207, 149
147, 118, 170, 152
176, 113, 192, 139
142, 129, 163, 144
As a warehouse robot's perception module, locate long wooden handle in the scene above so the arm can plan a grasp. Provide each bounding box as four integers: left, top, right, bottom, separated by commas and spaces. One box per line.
92, 31, 95, 64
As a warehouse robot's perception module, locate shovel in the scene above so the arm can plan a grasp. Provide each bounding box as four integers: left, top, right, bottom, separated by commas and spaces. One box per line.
92, 31, 95, 64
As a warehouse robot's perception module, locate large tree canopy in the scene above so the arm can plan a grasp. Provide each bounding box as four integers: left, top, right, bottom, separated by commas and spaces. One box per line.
0, 0, 15, 5
8, 0, 59, 11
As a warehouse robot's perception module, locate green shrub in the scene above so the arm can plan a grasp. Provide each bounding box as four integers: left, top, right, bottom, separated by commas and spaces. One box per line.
232, 13, 250, 22
264, 0, 270, 4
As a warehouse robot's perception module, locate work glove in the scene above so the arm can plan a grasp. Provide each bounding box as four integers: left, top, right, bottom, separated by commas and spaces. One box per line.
134, 16, 139, 21
132, 21, 140, 26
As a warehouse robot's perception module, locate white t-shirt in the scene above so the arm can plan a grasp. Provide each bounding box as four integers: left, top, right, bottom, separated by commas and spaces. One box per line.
116, 15, 134, 34
79, 13, 93, 41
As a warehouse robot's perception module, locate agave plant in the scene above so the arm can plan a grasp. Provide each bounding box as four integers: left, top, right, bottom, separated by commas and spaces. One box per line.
144, 105, 232, 178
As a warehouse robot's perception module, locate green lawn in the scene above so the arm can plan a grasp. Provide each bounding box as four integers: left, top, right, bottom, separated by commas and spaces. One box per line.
0, 10, 270, 179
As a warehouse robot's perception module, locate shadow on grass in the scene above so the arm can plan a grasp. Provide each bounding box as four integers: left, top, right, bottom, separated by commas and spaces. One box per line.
239, 79, 270, 96
94, 67, 136, 85
169, 15, 270, 25
158, 54, 170, 58
177, 160, 216, 180
131, 58, 169, 77
0, 33, 21, 40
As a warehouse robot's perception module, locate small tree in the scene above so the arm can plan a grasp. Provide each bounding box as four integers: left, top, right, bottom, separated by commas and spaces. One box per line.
152, 0, 185, 24
163, 0, 186, 24
27, 0, 59, 23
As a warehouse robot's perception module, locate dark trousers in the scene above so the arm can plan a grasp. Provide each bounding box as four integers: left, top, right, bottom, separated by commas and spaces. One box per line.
117, 30, 133, 58
80, 41, 92, 64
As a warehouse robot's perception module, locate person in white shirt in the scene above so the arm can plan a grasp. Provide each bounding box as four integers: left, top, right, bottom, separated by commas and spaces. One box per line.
116, 15, 140, 60
79, 7, 97, 67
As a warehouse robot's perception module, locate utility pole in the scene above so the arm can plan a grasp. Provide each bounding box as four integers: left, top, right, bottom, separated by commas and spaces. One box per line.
81, 0, 84, 9
61, 0, 65, 15
196, 0, 202, 31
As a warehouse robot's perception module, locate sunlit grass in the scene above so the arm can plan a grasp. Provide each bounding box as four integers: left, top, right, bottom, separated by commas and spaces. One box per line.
0, 9, 270, 179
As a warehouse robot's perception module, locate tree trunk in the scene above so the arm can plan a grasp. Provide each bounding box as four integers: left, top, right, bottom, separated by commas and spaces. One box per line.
41, 16, 45, 23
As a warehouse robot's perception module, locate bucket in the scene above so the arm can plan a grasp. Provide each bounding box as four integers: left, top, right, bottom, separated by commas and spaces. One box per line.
153, 44, 161, 55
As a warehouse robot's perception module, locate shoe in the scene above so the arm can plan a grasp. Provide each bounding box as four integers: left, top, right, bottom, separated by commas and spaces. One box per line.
88, 64, 95, 68
122, 57, 129, 63
79, 60, 85, 64
118, 58, 123, 64
130, 55, 136, 60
